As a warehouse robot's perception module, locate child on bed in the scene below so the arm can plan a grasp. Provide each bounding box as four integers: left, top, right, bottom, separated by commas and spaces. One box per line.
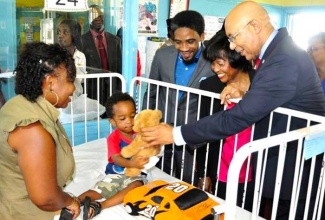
77, 92, 149, 219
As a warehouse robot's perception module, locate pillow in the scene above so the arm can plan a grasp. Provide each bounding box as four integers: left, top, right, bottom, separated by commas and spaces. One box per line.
59, 94, 106, 124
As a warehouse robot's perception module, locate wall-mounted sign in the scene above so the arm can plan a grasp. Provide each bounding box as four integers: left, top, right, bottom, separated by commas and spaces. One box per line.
169, 0, 189, 18
204, 16, 224, 40
44, 0, 89, 12
139, 0, 158, 36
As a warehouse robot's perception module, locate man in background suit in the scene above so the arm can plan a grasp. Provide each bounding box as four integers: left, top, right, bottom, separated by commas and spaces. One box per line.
143, 10, 214, 184
82, 5, 122, 107
141, 1, 325, 219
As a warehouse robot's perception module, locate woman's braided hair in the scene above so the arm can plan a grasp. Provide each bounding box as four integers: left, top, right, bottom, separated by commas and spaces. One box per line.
15, 42, 76, 102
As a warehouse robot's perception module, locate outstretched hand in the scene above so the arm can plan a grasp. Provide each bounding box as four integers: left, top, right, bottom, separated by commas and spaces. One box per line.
140, 123, 174, 147
220, 83, 245, 105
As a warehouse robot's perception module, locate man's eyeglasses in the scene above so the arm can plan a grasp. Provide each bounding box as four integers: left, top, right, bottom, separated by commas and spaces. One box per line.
307, 46, 325, 54
228, 20, 252, 43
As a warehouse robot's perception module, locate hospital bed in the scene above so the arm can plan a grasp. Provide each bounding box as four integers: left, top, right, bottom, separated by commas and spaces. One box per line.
55, 74, 325, 219
54, 138, 263, 220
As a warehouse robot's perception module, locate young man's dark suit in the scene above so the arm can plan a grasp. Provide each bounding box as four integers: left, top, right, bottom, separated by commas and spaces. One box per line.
180, 28, 325, 219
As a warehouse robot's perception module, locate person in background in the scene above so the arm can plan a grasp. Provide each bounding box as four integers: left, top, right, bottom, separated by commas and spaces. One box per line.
143, 10, 214, 184
116, 27, 141, 79
0, 84, 4, 108
0, 68, 6, 109
77, 92, 148, 219
161, 18, 174, 48
57, 19, 86, 97
141, 1, 325, 219
0, 42, 80, 219
81, 5, 122, 107
197, 30, 254, 210
308, 32, 325, 93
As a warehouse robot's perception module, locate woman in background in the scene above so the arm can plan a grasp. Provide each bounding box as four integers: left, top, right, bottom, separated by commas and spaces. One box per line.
308, 32, 325, 94
197, 30, 254, 210
0, 42, 80, 219
57, 19, 86, 96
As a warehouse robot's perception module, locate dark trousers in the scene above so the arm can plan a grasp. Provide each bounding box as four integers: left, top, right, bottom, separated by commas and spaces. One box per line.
156, 144, 198, 186
260, 196, 325, 220
217, 180, 254, 212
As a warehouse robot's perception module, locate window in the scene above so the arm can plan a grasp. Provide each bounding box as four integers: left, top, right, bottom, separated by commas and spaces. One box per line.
287, 12, 325, 50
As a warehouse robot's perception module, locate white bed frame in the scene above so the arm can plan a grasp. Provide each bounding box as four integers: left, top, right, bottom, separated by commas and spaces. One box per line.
57, 74, 325, 220
61, 73, 126, 146
212, 108, 325, 220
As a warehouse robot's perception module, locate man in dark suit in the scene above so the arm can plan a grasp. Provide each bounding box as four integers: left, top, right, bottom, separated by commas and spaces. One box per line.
141, 1, 325, 219
81, 5, 122, 106
143, 10, 214, 184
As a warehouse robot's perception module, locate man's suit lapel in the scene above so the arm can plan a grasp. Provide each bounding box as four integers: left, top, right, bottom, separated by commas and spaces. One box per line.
187, 54, 208, 87
168, 48, 178, 84
85, 32, 100, 60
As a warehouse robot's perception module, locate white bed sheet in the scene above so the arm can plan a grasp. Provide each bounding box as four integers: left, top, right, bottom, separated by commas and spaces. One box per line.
54, 138, 178, 220
54, 138, 264, 220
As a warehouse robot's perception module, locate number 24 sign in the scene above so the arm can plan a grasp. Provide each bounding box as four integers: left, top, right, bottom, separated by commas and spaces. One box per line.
44, 0, 89, 12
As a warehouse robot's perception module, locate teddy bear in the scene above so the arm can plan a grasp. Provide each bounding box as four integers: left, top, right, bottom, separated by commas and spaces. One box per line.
121, 109, 162, 177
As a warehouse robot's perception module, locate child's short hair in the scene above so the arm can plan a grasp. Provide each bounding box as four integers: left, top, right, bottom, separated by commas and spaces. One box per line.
105, 92, 135, 118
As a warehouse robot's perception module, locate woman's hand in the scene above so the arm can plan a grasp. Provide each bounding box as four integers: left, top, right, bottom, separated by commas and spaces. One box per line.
198, 177, 213, 193
65, 196, 81, 219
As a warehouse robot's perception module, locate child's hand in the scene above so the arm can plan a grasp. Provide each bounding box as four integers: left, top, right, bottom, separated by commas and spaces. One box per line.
130, 156, 149, 169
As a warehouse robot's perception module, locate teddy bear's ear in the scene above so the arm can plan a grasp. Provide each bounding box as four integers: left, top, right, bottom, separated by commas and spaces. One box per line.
155, 110, 162, 119
132, 113, 141, 132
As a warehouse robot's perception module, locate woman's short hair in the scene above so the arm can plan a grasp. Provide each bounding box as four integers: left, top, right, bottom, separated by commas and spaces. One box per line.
15, 42, 76, 102
308, 32, 325, 54
203, 30, 252, 72
170, 10, 205, 37
59, 19, 83, 50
